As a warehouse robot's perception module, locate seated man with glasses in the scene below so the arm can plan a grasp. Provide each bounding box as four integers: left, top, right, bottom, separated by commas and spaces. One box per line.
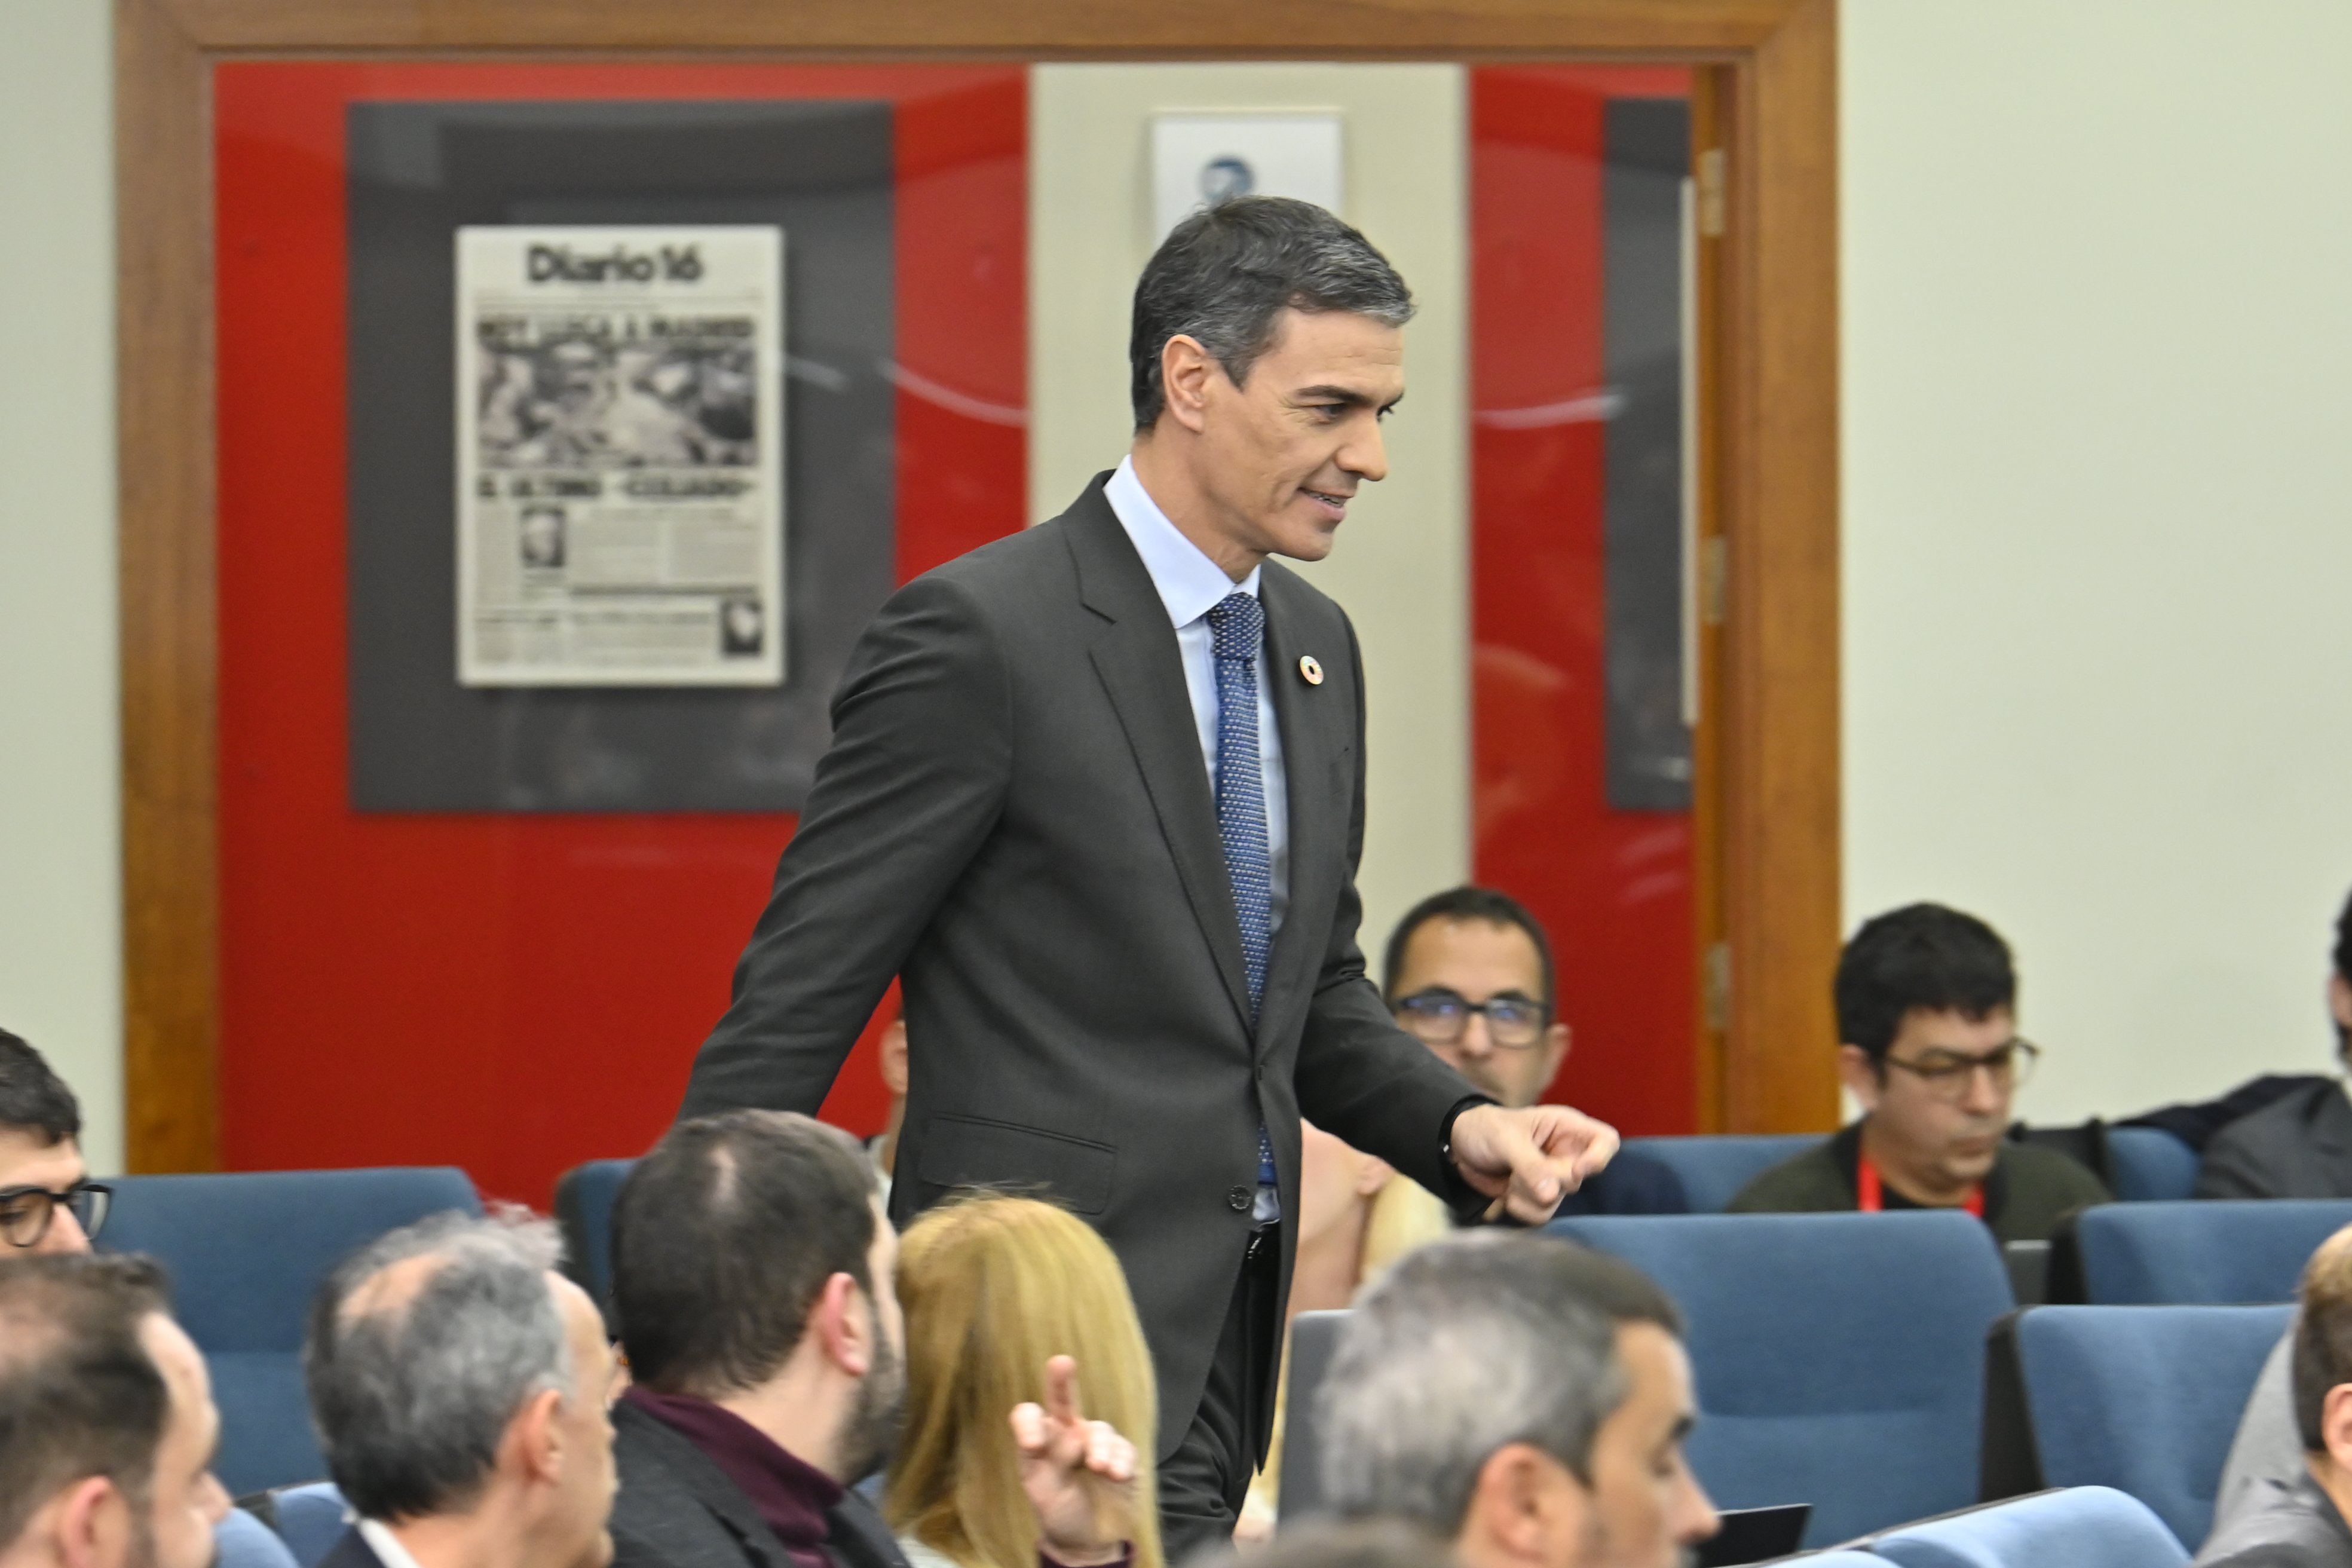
1728, 903, 2109, 1242
1383, 887, 1685, 1217
0, 1027, 111, 1255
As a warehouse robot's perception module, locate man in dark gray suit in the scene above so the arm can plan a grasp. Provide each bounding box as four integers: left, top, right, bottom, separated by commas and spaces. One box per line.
2197, 1224, 2352, 1566
2198, 888, 2352, 1200
679, 197, 1618, 1555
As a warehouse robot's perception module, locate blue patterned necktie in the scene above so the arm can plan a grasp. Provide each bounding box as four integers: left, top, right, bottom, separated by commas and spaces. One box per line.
1206, 592, 1281, 1224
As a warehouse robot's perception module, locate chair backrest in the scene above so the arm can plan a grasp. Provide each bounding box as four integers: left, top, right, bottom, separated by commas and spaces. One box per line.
2014, 1304, 2292, 1548
103, 1167, 482, 1495
2106, 1129, 2200, 1203
1867, 1485, 2188, 1568
264, 1482, 351, 1568
1616, 1135, 1820, 1214
553, 1158, 638, 1317
1275, 1309, 1350, 1524
219, 1507, 302, 1568
1547, 1211, 2014, 1548
2076, 1200, 2352, 1304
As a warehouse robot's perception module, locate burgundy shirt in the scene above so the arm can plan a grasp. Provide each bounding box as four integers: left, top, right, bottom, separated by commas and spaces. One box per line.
622, 1387, 844, 1568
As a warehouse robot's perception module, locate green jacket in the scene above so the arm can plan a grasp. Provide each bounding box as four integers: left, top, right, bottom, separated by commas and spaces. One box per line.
1726, 1121, 2112, 1245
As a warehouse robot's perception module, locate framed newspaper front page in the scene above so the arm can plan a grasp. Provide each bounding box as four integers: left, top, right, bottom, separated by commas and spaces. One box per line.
457, 225, 786, 687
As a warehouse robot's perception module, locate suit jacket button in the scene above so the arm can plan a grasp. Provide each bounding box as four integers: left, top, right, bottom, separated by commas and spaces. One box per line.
1227, 1186, 1252, 1212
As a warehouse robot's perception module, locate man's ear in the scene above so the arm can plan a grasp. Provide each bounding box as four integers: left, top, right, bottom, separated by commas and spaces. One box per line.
2329, 973, 2352, 1036
1836, 1045, 1884, 1113
506, 1386, 568, 1487
879, 1019, 910, 1098
1158, 335, 1218, 434
1462, 1443, 1581, 1566
2322, 1382, 2352, 1474
54, 1475, 132, 1568
813, 1273, 875, 1379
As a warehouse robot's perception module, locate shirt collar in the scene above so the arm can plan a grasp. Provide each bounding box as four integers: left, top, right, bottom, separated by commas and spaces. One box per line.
1105, 456, 1260, 630
356, 1520, 424, 1568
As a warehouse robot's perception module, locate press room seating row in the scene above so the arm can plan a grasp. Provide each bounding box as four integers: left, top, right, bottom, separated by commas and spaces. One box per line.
1283, 1214, 2301, 1554
82, 1150, 2316, 1509
1618, 1125, 2201, 1217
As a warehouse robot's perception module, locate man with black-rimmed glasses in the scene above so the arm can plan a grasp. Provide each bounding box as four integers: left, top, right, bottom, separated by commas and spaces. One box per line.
0, 1028, 109, 1255
1729, 902, 2109, 1242
1383, 888, 1686, 1217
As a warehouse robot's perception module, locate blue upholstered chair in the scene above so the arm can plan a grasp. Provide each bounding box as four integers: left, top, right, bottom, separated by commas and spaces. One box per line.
1616, 1135, 1818, 1214
2105, 1129, 2200, 1203
1545, 1211, 2013, 1548
219, 1506, 302, 1568
262, 1482, 351, 1568
2075, 1199, 2352, 1304
2013, 1304, 2292, 1548
103, 1168, 482, 1495
553, 1157, 637, 1318
1867, 1486, 2187, 1568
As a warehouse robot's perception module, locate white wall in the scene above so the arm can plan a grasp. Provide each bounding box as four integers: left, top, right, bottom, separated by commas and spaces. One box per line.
1030, 65, 1472, 958
0, 0, 122, 1172
1843, 0, 2352, 1123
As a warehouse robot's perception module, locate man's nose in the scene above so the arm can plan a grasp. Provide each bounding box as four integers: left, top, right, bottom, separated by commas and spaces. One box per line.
1340, 416, 1388, 484
42, 1206, 88, 1254
1457, 1012, 1495, 1058
1676, 1471, 1722, 1547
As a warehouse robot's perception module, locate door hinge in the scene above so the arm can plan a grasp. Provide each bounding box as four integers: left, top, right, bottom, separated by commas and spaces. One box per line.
1696, 148, 1727, 238
1703, 941, 1732, 1033
1700, 535, 1729, 627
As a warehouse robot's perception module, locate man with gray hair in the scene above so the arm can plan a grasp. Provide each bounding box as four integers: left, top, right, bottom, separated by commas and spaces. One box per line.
680, 192, 1619, 1558
302, 1212, 618, 1568
1319, 1232, 1717, 1568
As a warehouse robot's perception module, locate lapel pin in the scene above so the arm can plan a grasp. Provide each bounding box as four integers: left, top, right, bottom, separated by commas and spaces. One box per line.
1298, 655, 1324, 686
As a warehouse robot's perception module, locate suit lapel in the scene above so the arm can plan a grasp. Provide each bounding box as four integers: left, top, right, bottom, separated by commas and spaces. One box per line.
1064, 483, 1257, 1033
1257, 563, 1345, 1051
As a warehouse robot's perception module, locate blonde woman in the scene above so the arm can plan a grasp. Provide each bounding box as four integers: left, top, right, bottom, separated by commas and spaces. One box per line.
888, 1196, 1162, 1568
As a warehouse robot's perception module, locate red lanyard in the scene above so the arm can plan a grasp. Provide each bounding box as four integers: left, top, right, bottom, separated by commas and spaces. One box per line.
1857, 1153, 1983, 1218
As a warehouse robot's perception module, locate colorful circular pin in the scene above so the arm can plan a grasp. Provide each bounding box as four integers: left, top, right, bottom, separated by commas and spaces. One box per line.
1299, 655, 1324, 686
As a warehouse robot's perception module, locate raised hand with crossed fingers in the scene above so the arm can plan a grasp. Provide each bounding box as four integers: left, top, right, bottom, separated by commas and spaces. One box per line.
1011, 1355, 1138, 1567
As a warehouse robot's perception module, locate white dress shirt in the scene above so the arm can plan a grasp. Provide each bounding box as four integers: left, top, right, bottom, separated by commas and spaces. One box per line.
1105, 457, 1290, 933
357, 1520, 424, 1568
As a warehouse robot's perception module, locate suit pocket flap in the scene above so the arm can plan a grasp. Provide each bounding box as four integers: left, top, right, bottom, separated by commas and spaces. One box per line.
916, 1116, 1117, 1215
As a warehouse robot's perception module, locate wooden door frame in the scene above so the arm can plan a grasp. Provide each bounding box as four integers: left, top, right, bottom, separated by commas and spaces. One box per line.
117, 0, 1839, 1170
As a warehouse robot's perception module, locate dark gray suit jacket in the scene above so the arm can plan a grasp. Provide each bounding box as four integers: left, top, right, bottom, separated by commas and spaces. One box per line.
609, 1402, 908, 1568
2198, 1080, 2352, 1199
2195, 1472, 2352, 1567
679, 476, 1481, 1455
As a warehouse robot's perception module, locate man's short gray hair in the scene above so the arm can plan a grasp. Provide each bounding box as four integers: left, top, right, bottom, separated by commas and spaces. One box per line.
1128, 195, 1414, 431
1318, 1232, 1682, 1535
304, 1209, 571, 1522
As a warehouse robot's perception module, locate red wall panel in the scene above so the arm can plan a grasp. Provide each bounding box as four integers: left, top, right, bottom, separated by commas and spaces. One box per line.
213, 64, 1024, 1205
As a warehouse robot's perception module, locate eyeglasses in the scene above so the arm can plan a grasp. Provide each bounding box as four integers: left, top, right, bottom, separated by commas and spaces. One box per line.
1393, 989, 1551, 1049
1881, 1039, 2041, 1102
0, 1181, 112, 1249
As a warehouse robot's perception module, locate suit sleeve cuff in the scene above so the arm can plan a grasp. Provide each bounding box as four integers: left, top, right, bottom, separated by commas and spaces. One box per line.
1437, 1094, 1499, 1219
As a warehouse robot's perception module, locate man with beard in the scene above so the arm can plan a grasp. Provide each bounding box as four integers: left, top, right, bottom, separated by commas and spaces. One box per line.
0, 1254, 229, 1568
606, 1112, 912, 1568
1320, 1233, 1719, 1568
303, 1213, 619, 1568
